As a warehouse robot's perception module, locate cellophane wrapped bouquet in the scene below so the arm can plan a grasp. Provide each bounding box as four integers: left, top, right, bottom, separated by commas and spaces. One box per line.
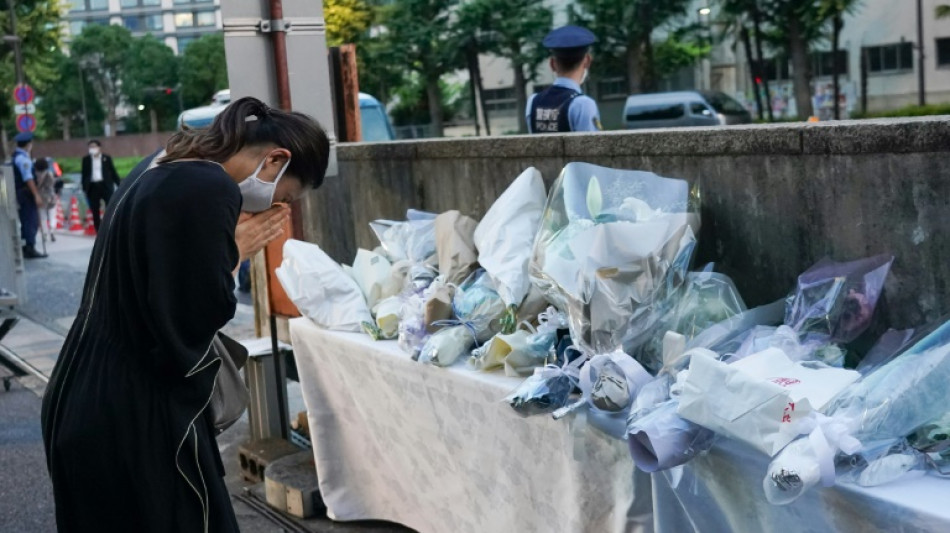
764, 317, 950, 504
514, 162, 700, 434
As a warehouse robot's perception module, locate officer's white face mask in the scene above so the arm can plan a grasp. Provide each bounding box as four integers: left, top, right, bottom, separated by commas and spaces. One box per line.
239, 154, 291, 213
89, 147, 100, 157
581, 68, 589, 85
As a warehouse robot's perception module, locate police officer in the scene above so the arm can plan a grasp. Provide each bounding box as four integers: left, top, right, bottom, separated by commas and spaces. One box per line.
526, 25, 602, 134
11, 132, 47, 259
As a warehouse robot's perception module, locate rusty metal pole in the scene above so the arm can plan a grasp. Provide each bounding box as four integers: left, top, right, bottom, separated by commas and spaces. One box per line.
269, 0, 293, 111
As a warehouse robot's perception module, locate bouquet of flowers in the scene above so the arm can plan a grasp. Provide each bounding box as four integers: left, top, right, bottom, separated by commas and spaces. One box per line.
764, 318, 950, 505
417, 270, 507, 367
474, 167, 547, 333
526, 162, 700, 435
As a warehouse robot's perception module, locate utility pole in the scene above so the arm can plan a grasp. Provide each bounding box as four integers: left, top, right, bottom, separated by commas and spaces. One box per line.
7, 0, 24, 87
917, 0, 926, 106
77, 63, 90, 139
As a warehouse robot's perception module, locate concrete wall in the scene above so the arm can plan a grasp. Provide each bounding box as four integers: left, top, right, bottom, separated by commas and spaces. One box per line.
302, 116, 950, 330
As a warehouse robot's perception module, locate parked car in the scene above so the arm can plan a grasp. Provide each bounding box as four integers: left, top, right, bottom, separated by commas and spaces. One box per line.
177, 89, 396, 142
623, 90, 752, 130
358, 93, 395, 142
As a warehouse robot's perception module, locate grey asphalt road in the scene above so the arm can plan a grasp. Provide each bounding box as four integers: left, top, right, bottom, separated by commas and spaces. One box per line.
0, 378, 56, 532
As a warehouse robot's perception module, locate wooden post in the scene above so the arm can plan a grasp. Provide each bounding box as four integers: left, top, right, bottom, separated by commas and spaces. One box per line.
339, 44, 362, 142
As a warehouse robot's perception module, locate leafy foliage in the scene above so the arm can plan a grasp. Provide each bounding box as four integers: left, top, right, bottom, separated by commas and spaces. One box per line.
122, 36, 179, 132
70, 24, 135, 132
0, 0, 63, 138
179, 33, 228, 109
36, 50, 105, 139
325, 0, 373, 46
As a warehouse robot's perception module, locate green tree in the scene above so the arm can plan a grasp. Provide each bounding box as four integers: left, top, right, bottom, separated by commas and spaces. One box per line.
937, 4, 950, 18
1, 0, 63, 147
36, 50, 105, 140
122, 35, 179, 132
325, 0, 373, 46
376, 0, 460, 136
570, 0, 694, 94
70, 24, 135, 136
457, 0, 552, 133
179, 33, 227, 109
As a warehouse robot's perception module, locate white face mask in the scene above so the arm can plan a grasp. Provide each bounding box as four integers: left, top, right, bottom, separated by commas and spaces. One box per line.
581, 68, 589, 85
238, 154, 291, 213
89, 147, 100, 156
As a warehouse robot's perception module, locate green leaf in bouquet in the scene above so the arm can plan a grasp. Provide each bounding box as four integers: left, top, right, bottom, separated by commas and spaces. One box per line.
587, 175, 603, 220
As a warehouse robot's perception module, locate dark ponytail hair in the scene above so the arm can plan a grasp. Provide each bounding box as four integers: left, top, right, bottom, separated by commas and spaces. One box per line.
161, 97, 330, 189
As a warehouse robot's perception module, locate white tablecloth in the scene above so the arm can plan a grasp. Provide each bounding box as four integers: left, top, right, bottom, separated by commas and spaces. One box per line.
653, 439, 950, 532
290, 318, 653, 533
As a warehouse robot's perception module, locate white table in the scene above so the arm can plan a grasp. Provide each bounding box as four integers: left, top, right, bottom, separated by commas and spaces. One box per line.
652, 439, 950, 532
290, 317, 653, 533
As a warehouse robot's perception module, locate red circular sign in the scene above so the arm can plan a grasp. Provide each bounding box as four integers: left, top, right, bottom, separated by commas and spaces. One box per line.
16, 114, 36, 133
13, 84, 35, 105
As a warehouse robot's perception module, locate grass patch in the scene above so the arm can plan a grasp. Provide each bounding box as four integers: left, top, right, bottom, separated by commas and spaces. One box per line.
851, 103, 950, 119
56, 156, 146, 179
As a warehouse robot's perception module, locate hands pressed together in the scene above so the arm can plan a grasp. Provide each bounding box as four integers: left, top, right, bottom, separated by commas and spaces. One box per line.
234, 203, 291, 264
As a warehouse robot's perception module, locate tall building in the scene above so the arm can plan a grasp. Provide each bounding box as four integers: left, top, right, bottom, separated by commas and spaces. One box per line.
64, 0, 222, 55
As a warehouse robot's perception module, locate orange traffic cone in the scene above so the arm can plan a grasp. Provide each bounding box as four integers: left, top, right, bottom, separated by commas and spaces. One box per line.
68, 197, 83, 232
83, 209, 96, 236
55, 199, 65, 230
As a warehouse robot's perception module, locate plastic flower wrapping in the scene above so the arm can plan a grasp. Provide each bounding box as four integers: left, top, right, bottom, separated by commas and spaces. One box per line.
530, 162, 700, 358
470, 307, 567, 376
784, 254, 893, 344
763, 318, 950, 505
522, 163, 700, 434
417, 270, 507, 367
625, 301, 784, 473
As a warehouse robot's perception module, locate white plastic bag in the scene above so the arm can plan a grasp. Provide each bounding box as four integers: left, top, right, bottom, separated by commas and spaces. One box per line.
275, 239, 372, 331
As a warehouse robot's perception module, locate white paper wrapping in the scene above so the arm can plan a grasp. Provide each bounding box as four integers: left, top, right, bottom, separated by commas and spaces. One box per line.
275, 239, 372, 331
473, 167, 547, 307
351, 248, 395, 310
677, 347, 860, 456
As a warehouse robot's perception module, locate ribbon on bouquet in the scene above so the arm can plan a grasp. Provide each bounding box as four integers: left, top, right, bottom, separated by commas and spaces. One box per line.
796, 413, 862, 487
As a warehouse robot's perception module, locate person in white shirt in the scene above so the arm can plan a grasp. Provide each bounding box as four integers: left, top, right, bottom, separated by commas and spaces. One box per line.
81, 139, 121, 231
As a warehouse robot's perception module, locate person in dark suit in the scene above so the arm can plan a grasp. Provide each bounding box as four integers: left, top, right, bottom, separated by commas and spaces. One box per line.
81, 139, 121, 231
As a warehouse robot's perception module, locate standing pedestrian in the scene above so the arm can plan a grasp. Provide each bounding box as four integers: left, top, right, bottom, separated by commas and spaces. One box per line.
80, 139, 121, 231
526, 25, 603, 134
41, 97, 330, 532
34, 158, 57, 243
11, 132, 47, 259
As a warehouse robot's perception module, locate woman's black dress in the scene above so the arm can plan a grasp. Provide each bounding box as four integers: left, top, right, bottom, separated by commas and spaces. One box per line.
41, 160, 241, 532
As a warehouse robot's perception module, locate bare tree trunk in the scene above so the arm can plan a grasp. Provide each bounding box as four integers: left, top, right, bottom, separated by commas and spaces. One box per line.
740, 25, 765, 120
626, 44, 644, 94
473, 57, 491, 136
751, 3, 774, 121
465, 41, 481, 136
643, 33, 657, 92
150, 108, 159, 133
425, 76, 444, 137
832, 13, 842, 120
788, 17, 814, 119
513, 60, 528, 134
62, 116, 72, 140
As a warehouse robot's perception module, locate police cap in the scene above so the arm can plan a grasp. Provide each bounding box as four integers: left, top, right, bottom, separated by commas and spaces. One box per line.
543, 25, 596, 58
14, 132, 33, 144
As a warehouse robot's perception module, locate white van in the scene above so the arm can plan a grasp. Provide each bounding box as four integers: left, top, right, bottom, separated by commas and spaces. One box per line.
623, 91, 752, 130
